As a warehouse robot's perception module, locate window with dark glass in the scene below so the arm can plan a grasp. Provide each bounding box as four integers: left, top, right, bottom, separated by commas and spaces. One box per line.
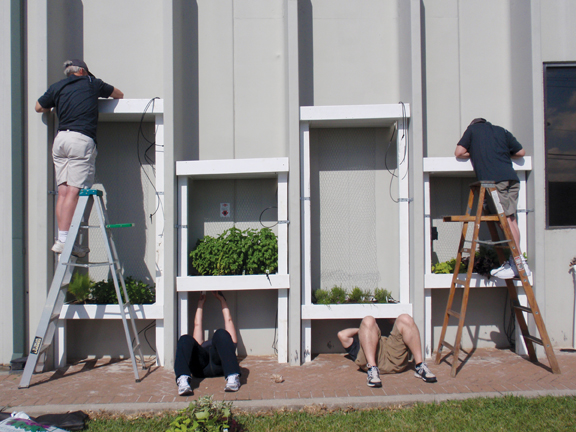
544, 64, 576, 227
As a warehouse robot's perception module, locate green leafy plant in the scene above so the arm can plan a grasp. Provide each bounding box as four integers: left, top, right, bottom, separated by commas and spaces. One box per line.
432, 246, 502, 278
166, 395, 241, 432
348, 286, 371, 303
68, 272, 93, 303
374, 288, 391, 303
313, 288, 331, 305
190, 228, 278, 276
329, 285, 347, 304
89, 277, 155, 304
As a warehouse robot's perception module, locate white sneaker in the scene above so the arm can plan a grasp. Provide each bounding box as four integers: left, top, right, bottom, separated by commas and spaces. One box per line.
519, 258, 531, 277
490, 262, 516, 279
51, 240, 89, 258
177, 375, 193, 396
224, 373, 241, 392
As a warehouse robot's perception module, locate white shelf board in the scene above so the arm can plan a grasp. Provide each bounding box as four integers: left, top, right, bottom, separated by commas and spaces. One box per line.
176, 274, 290, 292
301, 104, 409, 128
98, 98, 163, 122
60, 303, 162, 320
423, 156, 532, 174
302, 303, 412, 320
176, 157, 289, 179
425, 273, 532, 289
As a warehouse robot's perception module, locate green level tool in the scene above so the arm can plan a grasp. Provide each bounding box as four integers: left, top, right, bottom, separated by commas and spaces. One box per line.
106, 223, 135, 228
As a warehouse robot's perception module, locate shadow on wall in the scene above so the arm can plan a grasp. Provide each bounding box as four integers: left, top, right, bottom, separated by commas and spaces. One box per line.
299, 0, 314, 107
94, 122, 154, 285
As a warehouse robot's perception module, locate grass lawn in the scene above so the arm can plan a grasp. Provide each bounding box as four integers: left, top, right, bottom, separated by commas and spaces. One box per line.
84, 395, 576, 431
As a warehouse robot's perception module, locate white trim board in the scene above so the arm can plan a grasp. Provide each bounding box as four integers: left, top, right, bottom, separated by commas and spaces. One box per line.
176, 157, 289, 179
423, 156, 532, 174
176, 275, 290, 291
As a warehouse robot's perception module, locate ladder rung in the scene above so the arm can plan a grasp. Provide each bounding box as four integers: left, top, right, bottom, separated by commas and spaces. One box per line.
50, 312, 60, 322
123, 301, 131, 309
513, 305, 533, 314
461, 248, 472, 254
443, 215, 500, 222
64, 262, 113, 268
476, 239, 511, 245
447, 309, 461, 319
454, 279, 467, 286
524, 335, 543, 346
441, 341, 456, 353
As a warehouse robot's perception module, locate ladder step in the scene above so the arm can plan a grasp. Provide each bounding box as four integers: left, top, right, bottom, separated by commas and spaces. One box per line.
38, 344, 51, 356
50, 312, 60, 323
441, 341, 456, 353
513, 305, 533, 314
447, 309, 461, 319
64, 262, 116, 268
461, 248, 472, 254
524, 335, 543, 346
443, 215, 500, 222
476, 239, 511, 246
454, 279, 467, 287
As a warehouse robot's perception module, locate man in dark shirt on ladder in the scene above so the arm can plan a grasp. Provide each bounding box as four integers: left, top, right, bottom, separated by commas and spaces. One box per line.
455, 118, 530, 279
36, 59, 123, 257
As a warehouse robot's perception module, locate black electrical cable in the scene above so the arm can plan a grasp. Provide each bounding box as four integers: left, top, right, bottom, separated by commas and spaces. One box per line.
384, 102, 410, 203
135, 97, 165, 229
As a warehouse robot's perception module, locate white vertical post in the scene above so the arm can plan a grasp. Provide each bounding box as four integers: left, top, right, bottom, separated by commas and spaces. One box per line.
277, 289, 288, 363
424, 289, 432, 359
178, 292, 189, 338
515, 171, 528, 356
424, 172, 433, 358
397, 117, 410, 304
302, 319, 312, 363
177, 175, 189, 278
277, 172, 289, 363
301, 123, 312, 307
301, 122, 313, 362
155, 115, 165, 366
55, 321, 67, 368
155, 319, 164, 366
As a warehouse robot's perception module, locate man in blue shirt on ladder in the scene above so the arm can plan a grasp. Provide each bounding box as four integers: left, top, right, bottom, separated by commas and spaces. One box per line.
36, 59, 123, 257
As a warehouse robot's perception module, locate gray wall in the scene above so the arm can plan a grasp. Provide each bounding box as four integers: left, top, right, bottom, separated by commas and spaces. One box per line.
423, 0, 534, 157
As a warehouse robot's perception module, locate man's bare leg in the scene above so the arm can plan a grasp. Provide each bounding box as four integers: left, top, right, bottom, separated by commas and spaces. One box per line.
358, 315, 380, 366
395, 314, 437, 382
56, 183, 80, 233
394, 314, 423, 364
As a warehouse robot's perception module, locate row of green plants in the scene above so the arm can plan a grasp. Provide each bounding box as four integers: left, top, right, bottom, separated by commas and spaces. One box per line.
190, 227, 278, 276
431, 245, 502, 278
313, 285, 393, 304
67, 273, 155, 304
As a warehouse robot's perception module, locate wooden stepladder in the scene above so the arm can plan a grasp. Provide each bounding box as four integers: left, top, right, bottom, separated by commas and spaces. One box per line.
434, 181, 560, 377
19, 189, 147, 388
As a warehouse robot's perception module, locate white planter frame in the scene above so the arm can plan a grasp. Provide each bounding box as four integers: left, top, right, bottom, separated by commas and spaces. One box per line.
299, 104, 412, 362
175, 157, 290, 363
56, 98, 165, 367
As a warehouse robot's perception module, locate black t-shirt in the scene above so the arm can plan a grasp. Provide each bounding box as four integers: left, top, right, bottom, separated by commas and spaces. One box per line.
38, 75, 114, 141
457, 120, 523, 182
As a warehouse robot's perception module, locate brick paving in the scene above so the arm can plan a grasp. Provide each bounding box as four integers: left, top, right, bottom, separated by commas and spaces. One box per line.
1, 348, 576, 415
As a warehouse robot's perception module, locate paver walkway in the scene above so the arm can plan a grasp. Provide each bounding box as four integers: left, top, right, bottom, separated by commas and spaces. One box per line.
1, 348, 576, 415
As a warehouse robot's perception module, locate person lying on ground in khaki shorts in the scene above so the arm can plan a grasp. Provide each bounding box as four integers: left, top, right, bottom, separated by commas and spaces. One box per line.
338, 314, 438, 388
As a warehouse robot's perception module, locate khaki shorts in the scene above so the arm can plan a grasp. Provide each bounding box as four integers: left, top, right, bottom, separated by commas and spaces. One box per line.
354, 321, 409, 374
53, 131, 97, 189
486, 181, 520, 217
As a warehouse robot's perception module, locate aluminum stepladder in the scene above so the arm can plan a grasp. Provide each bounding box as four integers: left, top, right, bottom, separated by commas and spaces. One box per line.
434, 181, 560, 377
19, 189, 147, 388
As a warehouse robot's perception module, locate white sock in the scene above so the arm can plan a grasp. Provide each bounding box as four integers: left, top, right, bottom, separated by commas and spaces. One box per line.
58, 230, 68, 243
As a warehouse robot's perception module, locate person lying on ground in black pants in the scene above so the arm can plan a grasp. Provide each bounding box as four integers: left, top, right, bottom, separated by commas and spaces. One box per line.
174, 291, 241, 395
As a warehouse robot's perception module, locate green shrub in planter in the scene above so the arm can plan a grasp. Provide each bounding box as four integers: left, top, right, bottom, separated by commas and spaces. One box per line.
88, 277, 155, 304
313, 288, 331, 305
190, 227, 278, 276
374, 288, 391, 303
348, 286, 371, 303
329, 285, 347, 304
68, 272, 92, 303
